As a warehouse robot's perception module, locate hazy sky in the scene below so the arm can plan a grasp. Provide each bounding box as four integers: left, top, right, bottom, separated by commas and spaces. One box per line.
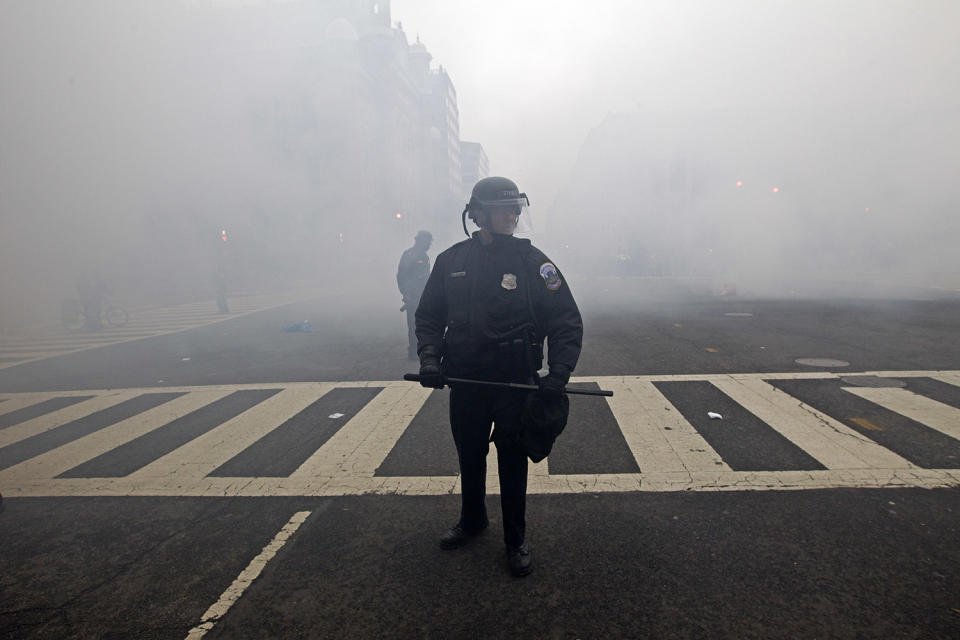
392, 0, 959, 213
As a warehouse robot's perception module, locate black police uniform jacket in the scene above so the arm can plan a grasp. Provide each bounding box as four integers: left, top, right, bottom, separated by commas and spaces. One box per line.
415, 232, 583, 381
397, 246, 431, 301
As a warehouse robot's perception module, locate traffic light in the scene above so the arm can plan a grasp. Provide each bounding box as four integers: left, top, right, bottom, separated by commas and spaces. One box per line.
220, 229, 228, 242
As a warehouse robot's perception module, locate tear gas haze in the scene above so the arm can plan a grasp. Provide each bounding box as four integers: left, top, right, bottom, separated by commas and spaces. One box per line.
1, 0, 958, 333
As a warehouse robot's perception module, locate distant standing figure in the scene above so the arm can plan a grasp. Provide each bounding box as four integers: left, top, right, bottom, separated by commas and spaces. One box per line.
76, 272, 107, 332
397, 230, 433, 359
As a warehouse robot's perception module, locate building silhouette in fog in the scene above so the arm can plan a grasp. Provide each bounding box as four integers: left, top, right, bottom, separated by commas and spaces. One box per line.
460, 142, 489, 199
0, 0, 484, 332
188, 0, 476, 256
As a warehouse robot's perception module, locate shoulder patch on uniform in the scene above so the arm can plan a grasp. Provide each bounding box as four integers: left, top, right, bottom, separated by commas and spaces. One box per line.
539, 262, 562, 291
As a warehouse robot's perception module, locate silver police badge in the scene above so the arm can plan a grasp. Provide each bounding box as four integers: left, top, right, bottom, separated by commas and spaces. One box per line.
501, 273, 518, 290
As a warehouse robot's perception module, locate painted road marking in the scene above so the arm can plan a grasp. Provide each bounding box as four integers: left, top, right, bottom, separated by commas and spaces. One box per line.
932, 372, 960, 388
771, 377, 960, 469
0, 397, 49, 418
614, 379, 729, 472
487, 438, 501, 493
0, 392, 184, 472
129, 385, 334, 480
850, 417, 885, 431
57, 390, 281, 478
185, 510, 312, 640
0, 370, 957, 497
0, 392, 139, 449
290, 385, 432, 478
711, 378, 913, 469
210, 387, 383, 478
843, 386, 960, 442
656, 380, 825, 471
0, 391, 231, 483
605, 378, 712, 473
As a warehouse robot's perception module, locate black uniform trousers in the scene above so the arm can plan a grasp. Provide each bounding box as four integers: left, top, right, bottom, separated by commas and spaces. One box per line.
449, 383, 529, 548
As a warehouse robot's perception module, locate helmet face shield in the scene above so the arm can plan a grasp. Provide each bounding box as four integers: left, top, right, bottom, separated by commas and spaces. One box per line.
513, 204, 535, 236
476, 202, 532, 236
475, 194, 530, 212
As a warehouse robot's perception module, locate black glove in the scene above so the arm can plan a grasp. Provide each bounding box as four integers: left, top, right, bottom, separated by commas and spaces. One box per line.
418, 346, 445, 389
538, 366, 570, 396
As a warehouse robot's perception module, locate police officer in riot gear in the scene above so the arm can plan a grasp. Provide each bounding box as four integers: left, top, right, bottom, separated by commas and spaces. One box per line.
415, 177, 583, 577
397, 230, 433, 359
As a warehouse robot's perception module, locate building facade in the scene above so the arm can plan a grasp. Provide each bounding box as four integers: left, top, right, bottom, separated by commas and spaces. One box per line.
460, 141, 489, 196
188, 0, 476, 262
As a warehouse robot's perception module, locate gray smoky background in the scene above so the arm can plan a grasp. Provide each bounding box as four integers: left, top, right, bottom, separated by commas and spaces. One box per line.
2, 0, 959, 333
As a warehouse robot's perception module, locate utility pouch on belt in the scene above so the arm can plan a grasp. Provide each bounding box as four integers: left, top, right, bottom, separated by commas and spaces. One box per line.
495, 324, 541, 381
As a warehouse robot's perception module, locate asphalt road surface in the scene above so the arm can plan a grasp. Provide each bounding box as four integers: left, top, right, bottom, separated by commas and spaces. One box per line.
1, 280, 959, 639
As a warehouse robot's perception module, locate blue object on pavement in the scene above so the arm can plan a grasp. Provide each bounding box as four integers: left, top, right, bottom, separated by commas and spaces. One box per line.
283, 321, 313, 333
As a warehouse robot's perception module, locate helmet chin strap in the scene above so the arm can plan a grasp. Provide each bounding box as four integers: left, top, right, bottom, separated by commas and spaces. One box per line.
463, 207, 491, 237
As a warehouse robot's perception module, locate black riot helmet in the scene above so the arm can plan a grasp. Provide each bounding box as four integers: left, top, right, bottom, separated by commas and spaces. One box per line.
462, 176, 530, 236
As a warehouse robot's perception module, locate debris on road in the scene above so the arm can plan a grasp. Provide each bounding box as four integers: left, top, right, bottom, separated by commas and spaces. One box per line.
328, 413, 344, 419
283, 321, 313, 333
708, 412, 723, 420
181, 357, 191, 361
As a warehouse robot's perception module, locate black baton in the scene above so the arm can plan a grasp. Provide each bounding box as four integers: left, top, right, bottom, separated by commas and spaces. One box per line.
403, 373, 613, 397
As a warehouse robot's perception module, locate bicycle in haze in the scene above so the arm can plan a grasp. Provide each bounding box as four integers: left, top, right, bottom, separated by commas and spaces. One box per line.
60, 298, 129, 332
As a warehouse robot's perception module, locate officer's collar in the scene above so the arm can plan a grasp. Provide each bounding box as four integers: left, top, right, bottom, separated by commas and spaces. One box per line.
472, 231, 529, 249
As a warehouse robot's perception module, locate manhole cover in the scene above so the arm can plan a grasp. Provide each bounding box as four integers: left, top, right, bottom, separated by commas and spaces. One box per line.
840, 376, 907, 388
724, 312, 753, 317
795, 358, 851, 367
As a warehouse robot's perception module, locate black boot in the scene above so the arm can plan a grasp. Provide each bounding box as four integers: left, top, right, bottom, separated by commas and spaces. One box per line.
439, 521, 488, 550
506, 542, 532, 577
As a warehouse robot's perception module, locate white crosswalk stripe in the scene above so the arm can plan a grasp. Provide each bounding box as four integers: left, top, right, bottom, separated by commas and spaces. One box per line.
0, 371, 958, 498
606, 378, 730, 472
0, 391, 141, 449
129, 385, 334, 480
712, 377, 915, 469
0, 290, 316, 369
841, 386, 960, 442
0, 390, 231, 482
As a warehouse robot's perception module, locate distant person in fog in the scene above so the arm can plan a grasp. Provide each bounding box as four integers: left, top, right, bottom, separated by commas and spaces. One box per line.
76, 271, 108, 332
397, 230, 433, 359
